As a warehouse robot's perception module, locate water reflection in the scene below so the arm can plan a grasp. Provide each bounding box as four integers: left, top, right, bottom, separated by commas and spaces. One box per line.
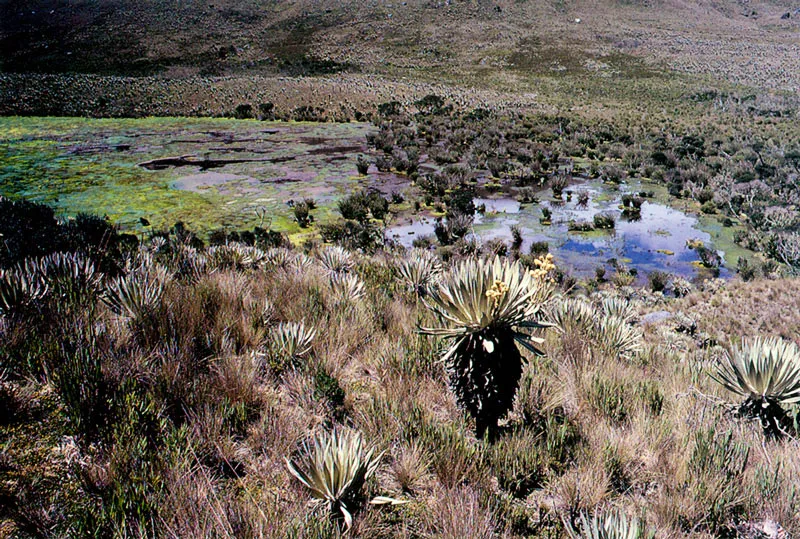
387, 180, 729, 278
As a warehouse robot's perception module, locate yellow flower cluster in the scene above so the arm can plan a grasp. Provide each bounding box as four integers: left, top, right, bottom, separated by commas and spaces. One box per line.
529, 253, 556, 282
486, 279, 510, 303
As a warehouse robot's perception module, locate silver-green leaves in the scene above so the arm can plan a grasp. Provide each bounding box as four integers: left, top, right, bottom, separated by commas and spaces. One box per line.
273, 321, 316, 364
103, 264, 169, 320
712, 336, 800, 405
286, 429, 387, 529
419, 256, 553, 360
330, 272, 366, 302
396, 249, 441, 296
0, 263, 48, 315
318, 246, 354, 275
565, 510, 654, 539
549, 296, 642, 360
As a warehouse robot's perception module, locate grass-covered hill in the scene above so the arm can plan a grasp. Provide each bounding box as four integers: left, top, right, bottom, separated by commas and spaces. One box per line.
1, 0, 799, 118
1, 0, 799, 88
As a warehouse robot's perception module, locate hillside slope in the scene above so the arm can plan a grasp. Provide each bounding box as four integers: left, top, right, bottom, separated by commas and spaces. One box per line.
1, 0, 799, 91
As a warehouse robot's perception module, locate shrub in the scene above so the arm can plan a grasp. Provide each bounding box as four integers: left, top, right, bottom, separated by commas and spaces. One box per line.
529, 241, 549, 256
695, 244, 722, 269
319, 220, 383, 252
339, 194, 369, 222
0, 198, 128, 275
258, 102, 275, 120
550, 175, 569, 198
592, 213, 616, 230
313, 367, 347, 422
568, 220, 594, 232
516, 187, 538, 204
737, 257, 758, 281
0, 196, 62, 267
510, 225, 523, 251
647, 270, 669, 292
293, 201, 312, 228
445, 187, 476, 217
356, 155, 370, 175
701, 200, 717, 214
337, 190, 389, 222
234, 103, 253, 119
434, 215, 473, 246
375, 155, 392, 172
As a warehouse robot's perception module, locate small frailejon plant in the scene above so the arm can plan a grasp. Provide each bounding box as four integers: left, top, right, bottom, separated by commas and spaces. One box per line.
549, 298, 596, 335
600, 297, 636, 324
286, 428, 402, 529
395, 249, 441, 297
564, 510, 654, 539
35, 251, 103, 309
207, 243, 265, 271
102, 265, 168, 322
550, 297, 641, 361
271, 321, 316, 369
597, 316, 643, 360
318, 246, 354, 275
264, 247, 295, 271
711, 336, 800, 438
420, 256, 554, 440
330, 272, 366, 302
0, 263, 48, 317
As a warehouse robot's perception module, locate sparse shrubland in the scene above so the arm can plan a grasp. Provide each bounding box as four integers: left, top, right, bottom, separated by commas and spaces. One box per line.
1, 200, 799, 537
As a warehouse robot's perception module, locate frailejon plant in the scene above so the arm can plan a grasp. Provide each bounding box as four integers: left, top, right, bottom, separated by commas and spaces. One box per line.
318, 246, 354, 275
419, 256, 554, 440
395, 249, 441, 297
102, 264, 168, 322
549, 296, 642, 361
330, 272, 366, 303
564, 510, 654, 539
597, 316, 643, 360
272, 321, 316, 369
207, 243, 265, 271
0, 263, 48, 317
600, 297, 636, 323
264, 247, 295, 271
35, 251, 103, 308
711, 336, 800, 437
286, 428, 403, 529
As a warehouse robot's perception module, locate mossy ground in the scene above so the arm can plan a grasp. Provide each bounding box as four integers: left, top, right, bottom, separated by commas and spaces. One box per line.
0, 117, 381, 237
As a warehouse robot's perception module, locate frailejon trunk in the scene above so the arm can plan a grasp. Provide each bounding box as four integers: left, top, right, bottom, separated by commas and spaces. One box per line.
448, 327, 523, 441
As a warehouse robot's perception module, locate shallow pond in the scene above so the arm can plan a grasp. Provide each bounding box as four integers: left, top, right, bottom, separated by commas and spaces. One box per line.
388, 179, 732, 279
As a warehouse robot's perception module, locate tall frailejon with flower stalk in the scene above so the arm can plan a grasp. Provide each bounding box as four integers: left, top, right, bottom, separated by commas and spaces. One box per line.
420, 255, 555, 441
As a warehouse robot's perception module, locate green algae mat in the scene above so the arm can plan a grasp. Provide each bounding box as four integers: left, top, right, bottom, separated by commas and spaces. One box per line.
0, 116, 382, 238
